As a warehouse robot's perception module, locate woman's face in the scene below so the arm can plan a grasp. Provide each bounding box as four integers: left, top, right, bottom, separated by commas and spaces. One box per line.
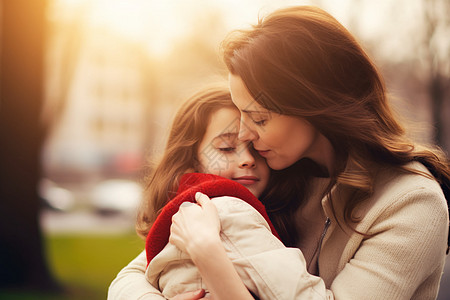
197, 107, 269, 198
229, 74, 327, 171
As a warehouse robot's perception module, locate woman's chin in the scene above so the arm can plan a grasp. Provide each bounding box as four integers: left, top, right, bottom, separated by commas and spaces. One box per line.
266, 159, 290, 171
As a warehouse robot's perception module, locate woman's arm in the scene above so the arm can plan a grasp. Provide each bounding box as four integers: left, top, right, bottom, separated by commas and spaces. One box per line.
170, 193, 254, 300
108, 250, 207, 300
169, 181, 448, 299
328, 186, 448, 299
107, 250, 166, 300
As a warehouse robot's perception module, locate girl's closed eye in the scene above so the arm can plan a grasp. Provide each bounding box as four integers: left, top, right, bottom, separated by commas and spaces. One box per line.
213, 132, 238, 153
218, 146, 236, 152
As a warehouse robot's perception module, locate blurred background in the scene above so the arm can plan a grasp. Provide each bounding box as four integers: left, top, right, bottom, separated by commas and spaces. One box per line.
0, 0, 448, 299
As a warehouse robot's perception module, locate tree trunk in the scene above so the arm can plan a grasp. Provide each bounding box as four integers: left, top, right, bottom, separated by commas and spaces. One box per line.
0, 0, 58, 291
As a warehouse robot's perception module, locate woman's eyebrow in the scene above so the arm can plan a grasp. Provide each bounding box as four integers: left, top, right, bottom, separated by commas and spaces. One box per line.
242, 109, 262, 113
242, 109, 268, 114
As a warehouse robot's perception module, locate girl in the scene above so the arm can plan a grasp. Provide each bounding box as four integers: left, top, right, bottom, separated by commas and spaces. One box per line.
135, 85, 269, 238
170, 5, 450, 300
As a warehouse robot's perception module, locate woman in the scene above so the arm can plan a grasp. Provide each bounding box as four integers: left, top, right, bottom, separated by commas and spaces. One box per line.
170, 5, 450, 300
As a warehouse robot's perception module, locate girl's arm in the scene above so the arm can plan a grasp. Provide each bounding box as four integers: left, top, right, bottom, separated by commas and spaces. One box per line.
170, 193, 254, 300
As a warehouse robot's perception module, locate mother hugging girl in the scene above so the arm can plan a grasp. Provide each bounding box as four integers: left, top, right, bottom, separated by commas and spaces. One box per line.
109, 5, 450, 300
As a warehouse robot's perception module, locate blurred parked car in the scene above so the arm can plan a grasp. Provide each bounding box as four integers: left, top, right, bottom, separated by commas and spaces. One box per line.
90, 179, 142, 215
38, 178, 75, 211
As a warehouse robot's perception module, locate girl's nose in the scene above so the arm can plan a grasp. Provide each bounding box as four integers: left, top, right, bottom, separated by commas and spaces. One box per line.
239, 147, 256, 169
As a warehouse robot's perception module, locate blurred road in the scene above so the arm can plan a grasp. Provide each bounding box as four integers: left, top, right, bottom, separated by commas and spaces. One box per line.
41, 209, 450, 298
40, 209, 135, 235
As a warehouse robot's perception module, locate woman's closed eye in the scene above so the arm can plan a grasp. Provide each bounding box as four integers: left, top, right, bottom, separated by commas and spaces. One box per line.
247, 112, 270, 126
252, 118, 267, 126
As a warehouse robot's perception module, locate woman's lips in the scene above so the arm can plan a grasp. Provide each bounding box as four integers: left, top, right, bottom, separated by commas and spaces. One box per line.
233, 176, 259, 185
256, 150, 270, 157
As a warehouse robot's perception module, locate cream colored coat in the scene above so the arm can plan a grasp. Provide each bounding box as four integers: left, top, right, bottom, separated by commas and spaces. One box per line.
108, 162, 448, 299
145, 196, 317, 299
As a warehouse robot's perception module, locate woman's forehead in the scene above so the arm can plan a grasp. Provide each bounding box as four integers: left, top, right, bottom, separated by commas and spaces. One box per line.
229, 74, 267, 112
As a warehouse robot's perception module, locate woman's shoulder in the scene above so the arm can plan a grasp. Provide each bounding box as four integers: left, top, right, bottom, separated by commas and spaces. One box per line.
358, 161, 448, 227
372, 161, 444, 202
351, 162, 449, 257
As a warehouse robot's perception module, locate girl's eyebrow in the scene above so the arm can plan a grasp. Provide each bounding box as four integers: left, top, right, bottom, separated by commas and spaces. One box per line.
212, 132, 238, 142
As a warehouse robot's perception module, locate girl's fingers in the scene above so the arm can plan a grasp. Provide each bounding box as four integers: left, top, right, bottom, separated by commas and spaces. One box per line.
195, 192, 211, 206
180, 201, 195, 208
169, 192, 220, 254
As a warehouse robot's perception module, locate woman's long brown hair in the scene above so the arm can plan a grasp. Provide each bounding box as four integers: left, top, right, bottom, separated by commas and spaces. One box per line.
222, 6, 450, 246
136, 85, 236, 239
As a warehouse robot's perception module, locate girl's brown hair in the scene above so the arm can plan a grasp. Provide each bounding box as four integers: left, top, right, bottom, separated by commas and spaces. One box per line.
136, 85, 235, 239
222, 6, 450, 245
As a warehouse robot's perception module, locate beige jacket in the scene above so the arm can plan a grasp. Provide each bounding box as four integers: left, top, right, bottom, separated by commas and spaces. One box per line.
319, 162, 448, 299
145, 196, 318, 299
108, 162, 448, 299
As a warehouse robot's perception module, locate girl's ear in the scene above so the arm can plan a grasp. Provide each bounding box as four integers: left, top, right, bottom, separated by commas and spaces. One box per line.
191, 158, 204, 174
184, 167, 197, 174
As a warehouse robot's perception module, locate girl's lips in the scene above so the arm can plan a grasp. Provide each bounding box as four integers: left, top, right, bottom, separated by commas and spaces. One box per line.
233, 176, 259, 186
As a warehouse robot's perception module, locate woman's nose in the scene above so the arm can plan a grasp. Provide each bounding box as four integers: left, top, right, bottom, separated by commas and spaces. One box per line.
238, 119, 258, 142
239, 147, 256, 169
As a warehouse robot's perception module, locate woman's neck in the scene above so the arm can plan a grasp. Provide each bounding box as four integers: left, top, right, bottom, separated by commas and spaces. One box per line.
307, 133, 335, 176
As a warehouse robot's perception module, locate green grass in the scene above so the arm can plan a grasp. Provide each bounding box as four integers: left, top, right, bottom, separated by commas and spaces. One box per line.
0, 233, 145, 300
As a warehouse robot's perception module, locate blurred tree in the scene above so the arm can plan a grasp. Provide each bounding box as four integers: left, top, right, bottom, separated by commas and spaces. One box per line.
160, 8, 228, 102
421, 0, 450, 150
0, 0, 59, 291
329, 0, 450, 152
43, 1, 86, 131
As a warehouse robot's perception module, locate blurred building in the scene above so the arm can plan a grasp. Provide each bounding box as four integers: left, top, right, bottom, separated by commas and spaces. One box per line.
43, 24, 152, 182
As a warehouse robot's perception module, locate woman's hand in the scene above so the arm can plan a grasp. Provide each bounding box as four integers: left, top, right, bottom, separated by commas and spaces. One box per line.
169, 192, 221, 256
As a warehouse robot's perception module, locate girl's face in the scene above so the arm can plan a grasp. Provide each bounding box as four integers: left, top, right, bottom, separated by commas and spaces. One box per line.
229, 74, 331, 171
197, 107, 269, 198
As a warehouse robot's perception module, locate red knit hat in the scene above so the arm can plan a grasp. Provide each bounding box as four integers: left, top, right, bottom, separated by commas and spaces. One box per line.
145, 173, 280, 263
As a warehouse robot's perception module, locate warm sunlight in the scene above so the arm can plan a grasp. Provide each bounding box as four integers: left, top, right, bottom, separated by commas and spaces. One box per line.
3, 0, 447, 298
54, 0, 195, 56
53, 0, 312, 56
89, 0, 199, 56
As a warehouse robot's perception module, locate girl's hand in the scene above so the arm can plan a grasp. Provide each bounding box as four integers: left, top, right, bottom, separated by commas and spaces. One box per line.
169, 192, 221, 256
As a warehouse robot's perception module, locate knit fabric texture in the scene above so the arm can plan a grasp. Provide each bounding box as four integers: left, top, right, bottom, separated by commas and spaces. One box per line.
145, 173, 280, 263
